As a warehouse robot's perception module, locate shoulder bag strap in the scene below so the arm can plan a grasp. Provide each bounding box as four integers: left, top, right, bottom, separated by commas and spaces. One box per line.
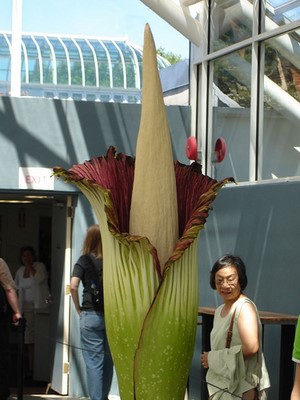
226, 307, 237, 348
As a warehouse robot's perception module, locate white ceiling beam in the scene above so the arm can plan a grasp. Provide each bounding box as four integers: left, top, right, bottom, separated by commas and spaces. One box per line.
179, 0, 201, 6
140, 0, 202, 46
11, 0, 22, 97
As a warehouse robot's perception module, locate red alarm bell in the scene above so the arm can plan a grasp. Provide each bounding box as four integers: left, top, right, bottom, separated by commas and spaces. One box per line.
185, 136, 198, 161
214, 137, 226, 162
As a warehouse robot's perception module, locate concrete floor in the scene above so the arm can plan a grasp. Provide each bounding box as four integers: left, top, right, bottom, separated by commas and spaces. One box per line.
10, 393, 120, 400
9, 386, 120, 400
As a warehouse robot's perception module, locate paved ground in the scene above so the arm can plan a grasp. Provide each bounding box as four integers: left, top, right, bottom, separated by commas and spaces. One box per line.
10, 394, 120, 400
10, 396, 120, 400
9, 386, 120, 400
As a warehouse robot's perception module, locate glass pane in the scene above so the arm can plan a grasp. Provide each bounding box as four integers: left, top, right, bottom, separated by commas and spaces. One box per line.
76, 39, 96, 87
21, 47, 26, 82
0, 35, 11, 82
211, 46, 252, 182
100, 94, 110, 102
89, 40, 110, 88
48, 37, 68, 85
266, 1, 300, 32
261, 31, 300, 179
45, 91, 54, 98
0, 56, 10, 81
132, 48, 142, 89
59, 92, 69, 99
23, 37, 40, 83
72, 93, 82, 100
210, 0, 253, 52
117, 42, 138, 89
128, 95, 138, 103
103, 40, 124, 88
86, 93, 96, 101
35, 37, 53, 84
114, 94, 124, 102
61, 38, 82, 86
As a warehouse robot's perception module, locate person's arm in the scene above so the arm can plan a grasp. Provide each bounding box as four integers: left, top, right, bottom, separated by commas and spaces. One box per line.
33, 262, 48, 283
201, 351, 209, 368
291, 363, 300, 399
237, 302, 259, 358
70, 276, 81, 315
0, 259, 22, 322
5, 288, 22, 323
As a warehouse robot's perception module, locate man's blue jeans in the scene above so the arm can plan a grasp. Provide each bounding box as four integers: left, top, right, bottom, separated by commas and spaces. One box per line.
80, 311, 113, 400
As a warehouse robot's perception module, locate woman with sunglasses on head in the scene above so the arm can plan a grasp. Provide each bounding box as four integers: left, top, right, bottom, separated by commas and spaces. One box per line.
200, 254, 270, 399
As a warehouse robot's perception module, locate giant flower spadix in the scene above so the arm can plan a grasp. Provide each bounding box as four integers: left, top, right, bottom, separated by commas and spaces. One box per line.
53, 24, 234, 400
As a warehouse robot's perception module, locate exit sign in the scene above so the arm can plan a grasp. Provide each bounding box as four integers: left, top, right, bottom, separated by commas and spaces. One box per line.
19, 167, 54, 190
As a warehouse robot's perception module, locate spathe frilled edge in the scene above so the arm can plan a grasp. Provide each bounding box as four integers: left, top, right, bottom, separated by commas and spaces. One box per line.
53, 147, 235, 276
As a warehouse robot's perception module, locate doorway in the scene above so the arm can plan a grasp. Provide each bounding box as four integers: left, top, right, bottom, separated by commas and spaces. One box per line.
0, 191, 74, 395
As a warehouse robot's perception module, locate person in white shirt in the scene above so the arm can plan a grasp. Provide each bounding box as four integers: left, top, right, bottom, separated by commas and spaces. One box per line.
15, 246, 50, 378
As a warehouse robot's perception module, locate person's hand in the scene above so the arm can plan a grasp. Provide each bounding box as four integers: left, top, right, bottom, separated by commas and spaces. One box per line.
200, 351, 209, 369
12, 312, 22, 325
24, 265, 36, 278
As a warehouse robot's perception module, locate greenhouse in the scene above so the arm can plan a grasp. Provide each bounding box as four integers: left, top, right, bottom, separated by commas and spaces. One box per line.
0, 32, 170, 102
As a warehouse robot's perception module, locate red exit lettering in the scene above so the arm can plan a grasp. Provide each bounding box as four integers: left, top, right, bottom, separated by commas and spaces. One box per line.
25, 175, 49, 184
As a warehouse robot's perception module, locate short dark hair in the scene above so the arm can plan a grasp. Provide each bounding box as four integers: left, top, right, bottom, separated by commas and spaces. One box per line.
210, 254, 248, 290
20, 246, 37, 264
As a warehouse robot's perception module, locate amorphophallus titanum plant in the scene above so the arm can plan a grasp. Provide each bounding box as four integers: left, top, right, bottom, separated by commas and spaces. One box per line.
53, 24, 234, 400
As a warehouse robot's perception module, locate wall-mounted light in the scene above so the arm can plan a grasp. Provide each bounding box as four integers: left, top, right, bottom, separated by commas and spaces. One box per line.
24, 195, 53, 199
0, 200, 33, 204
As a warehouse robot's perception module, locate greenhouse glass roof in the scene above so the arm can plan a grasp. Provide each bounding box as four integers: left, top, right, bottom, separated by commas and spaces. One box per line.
0, 32, 170, 100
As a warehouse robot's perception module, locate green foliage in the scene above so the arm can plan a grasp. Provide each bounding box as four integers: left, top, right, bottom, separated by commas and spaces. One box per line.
157, 47, 184, 65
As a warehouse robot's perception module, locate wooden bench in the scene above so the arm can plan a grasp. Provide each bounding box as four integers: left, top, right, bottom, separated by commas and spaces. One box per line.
198, 307, 298, 399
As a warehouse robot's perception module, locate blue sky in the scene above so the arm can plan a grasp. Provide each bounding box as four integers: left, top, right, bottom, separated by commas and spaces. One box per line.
0, 0, 189, 58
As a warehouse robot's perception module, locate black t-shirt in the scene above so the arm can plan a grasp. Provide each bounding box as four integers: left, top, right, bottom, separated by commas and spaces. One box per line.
72, 254, 104, 313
